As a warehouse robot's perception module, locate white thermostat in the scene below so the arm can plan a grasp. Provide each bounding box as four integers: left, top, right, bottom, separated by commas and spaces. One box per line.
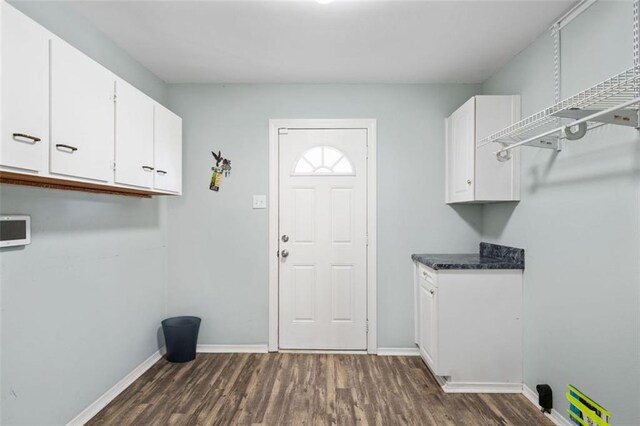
0, 215, 31, 247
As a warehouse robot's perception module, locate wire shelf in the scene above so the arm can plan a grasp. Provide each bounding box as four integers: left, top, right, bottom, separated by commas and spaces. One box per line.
479, 65, 640, 150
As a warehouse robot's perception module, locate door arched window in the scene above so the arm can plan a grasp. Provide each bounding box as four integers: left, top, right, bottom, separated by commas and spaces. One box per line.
292, 146, 355, 176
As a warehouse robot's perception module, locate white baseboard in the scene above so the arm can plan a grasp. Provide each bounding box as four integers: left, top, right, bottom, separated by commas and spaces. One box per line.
522, 384, 572, 426
442, 381, 523, 394
196, 344, 269, 353
376, 347, 420, 356
66, 349, 163, 426
278, 349, 367, 354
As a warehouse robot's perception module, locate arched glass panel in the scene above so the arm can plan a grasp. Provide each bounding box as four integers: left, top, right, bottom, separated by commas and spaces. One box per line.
292, 146, 355, 176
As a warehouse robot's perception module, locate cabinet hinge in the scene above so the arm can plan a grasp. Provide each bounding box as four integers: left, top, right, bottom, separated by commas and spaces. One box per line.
278, 128, 288, 135
366, 320, 369, 333
112, 161, 116, 171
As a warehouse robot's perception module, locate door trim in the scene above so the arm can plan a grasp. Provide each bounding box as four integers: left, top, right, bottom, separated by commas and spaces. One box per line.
268, 119, 377, 354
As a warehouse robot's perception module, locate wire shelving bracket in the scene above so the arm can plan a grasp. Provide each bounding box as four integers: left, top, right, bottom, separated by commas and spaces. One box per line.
481, 0, 640, 161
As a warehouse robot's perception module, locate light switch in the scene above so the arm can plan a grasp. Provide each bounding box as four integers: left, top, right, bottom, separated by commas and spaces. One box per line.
253, 195, 267, 209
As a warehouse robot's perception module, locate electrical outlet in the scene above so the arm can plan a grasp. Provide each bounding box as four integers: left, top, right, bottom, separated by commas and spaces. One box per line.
253, 195, 267, 209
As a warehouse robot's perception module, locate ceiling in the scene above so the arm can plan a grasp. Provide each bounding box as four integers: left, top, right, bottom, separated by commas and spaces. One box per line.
68, 0, 577, 84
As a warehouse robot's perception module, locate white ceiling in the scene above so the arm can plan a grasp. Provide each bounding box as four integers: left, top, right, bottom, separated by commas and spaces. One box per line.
68, 0, 577, 84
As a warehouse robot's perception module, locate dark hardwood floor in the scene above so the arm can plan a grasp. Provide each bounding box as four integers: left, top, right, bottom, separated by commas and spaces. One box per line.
88, 353, 552, 425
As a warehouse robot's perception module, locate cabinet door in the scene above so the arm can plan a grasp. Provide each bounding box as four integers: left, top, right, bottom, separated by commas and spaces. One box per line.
1, 3, 49, 172
474, 96, 520, 202
446, 97, 475, 203
114, 80, 154, 188
153, 104, 182, 193
50, 38, 115, 182
419, 282, 437, 370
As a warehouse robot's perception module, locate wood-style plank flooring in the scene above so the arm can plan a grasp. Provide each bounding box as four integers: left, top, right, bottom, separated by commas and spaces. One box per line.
88, 353, 552, 425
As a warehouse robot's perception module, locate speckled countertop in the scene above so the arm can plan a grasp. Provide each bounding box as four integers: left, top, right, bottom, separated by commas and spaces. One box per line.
411, 242, 524, 270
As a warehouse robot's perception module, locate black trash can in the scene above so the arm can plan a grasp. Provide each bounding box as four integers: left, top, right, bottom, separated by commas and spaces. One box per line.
161, 316, 201, 363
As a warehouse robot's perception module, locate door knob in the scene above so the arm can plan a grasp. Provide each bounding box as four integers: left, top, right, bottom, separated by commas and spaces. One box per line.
281, 235, 289, 242
281, 249, 289, 258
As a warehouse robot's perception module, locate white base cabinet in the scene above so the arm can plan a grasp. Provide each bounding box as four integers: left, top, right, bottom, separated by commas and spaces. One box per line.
414, 262, 523, 393
445, 95, 520, 204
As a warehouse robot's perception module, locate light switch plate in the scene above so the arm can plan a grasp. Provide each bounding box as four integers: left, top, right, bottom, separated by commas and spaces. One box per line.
253, 195, 267, 209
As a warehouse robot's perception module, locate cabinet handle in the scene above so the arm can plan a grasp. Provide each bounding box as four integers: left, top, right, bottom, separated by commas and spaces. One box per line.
142, 166, 155, 172
429, 289, 435, 295
13, 133, 41, 143
467, 179, 472, 185
56, 144, 78, 153
156, 169, 167, 175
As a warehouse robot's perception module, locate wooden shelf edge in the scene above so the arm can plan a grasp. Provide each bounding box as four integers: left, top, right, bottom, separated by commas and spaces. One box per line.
0, 171, 173, 198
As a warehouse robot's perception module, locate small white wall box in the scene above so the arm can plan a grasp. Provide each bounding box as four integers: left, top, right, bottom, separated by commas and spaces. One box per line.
0, 215, 31, 247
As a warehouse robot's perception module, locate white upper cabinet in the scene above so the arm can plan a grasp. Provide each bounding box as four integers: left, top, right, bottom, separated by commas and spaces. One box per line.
50, 38, 115, 183
153, 104, 182, 194
1, 2, 50, 172
0, 3, 181, 196
445, 95, 520, 204
114, 79, 154, 188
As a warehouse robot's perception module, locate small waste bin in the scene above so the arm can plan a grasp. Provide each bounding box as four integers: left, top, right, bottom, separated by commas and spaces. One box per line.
161, 316, 201, 363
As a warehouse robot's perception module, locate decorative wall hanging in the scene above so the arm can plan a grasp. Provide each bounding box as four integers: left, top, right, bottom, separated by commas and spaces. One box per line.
210, 151, 232, 192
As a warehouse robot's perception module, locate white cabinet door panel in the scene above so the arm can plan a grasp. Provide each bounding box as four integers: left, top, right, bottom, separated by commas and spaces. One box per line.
153, 104, 182, 193
447, 97, 475, 203
419, 280, 437, 371
115, 79, 154, 188
1, 3, 49, 172
50, 38, 115, 182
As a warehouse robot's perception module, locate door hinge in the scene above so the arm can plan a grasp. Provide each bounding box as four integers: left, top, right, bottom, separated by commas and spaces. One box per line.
111, 161, 116, 171
366, 320, 369, 333
278, 128, 288, 135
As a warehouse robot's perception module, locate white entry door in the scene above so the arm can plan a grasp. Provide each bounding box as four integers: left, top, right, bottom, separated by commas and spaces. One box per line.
278, 128, 368, 350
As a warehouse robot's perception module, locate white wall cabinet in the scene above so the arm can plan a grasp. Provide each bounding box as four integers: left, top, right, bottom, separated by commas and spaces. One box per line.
115, 79, 155, 189
153, 104, 182, 194
1, 2, 49, 172
414, 261, 523, 393
0, 3, 182, 197
445, 95, 520, 204
50, 38, 115, 183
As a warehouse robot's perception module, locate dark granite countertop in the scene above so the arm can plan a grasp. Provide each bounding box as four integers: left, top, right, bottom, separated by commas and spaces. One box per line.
411, 242, 524, 270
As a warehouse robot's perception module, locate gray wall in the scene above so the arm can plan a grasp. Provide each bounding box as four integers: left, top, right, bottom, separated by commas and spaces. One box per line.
1, 2, 169, 424
164, 84, 483, 348
482, 1, 639, 424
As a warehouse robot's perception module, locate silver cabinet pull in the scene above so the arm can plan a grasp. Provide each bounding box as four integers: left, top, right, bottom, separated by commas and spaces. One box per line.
281, 249, 289, 258
281, 235, 289, 242
56, 144, 78, 153
156, 169, 167, 175
13, 133, 41, 143
142, 166, 154, 172
467, 179, 472, 185
429, 289, 435, 295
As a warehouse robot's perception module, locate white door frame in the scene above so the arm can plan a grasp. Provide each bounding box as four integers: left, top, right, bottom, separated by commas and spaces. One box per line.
268, 119, 377, 353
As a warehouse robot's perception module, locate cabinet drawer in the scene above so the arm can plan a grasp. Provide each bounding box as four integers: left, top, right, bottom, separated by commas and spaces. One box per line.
417, 264, 437, 287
